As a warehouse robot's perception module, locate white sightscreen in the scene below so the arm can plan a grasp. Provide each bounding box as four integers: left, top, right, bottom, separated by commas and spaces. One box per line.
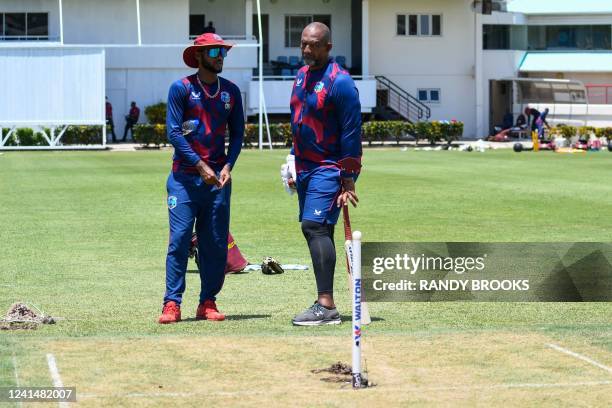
0, 47, 105, 124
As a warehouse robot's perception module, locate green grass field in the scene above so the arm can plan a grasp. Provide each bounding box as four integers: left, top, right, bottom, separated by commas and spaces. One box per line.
1, 149, 611, 407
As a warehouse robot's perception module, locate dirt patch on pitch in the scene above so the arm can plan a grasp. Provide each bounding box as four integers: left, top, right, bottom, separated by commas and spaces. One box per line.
0, 302, 56, 330
312, 361, 352, 383
312, 362, 374, 387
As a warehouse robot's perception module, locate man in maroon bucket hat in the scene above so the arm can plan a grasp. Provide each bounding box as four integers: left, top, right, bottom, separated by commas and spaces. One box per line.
159, 33, 245, 324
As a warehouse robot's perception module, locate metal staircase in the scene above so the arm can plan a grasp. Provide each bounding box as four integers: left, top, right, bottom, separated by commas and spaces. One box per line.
374, 75, 431, 123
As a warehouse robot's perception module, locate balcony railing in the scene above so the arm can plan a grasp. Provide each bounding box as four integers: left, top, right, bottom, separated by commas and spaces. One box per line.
0, 35, 58, 41
586, 84, 612, 104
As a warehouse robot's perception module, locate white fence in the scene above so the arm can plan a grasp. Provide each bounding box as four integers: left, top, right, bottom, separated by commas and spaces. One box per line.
0, 45, 106, 149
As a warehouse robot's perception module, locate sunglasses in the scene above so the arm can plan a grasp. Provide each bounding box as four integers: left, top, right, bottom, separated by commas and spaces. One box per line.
201, 47, 228, 58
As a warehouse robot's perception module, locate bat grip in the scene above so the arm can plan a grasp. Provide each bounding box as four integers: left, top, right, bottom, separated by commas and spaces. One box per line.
342, 205, 352, 241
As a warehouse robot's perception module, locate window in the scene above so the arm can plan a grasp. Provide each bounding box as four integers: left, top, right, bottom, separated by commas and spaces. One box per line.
1, 12, 48, 40
432, 15, 441, 36
5, 13, 26, 37
419, 15, 429, 36
396, 15, 406, 36
285, 14, 331, 47
189, 14, 205, 37
408, 15, 417, 35
484, 25, 510, 49
397, 14, 441, 37
27, 13, 47, 36
541, 25, 611, 50
417, 88, 441, 104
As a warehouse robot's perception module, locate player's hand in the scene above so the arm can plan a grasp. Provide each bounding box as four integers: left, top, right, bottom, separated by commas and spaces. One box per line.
219, 164, 232, 188
196, 160, 220, 187
337, 177, 358, 208
287, 177, 296, 189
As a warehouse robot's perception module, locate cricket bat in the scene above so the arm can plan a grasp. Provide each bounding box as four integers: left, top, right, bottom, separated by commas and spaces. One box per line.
343, 205, 371, 325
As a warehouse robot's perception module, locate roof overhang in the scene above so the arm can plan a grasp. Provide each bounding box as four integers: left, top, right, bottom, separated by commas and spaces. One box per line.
500, 77, 588, 105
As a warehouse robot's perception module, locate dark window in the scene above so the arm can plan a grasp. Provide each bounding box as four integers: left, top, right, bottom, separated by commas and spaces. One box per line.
483, 24, 510, 49
484, 24, 528, 50
418, 88, 441, 103
527, 25, 611, 51
285, 15, 331, 47
0, 14, 4, 36
527, 25, 546, 50
396, 15, 406, 36
5, 13, 26, 37
593, 25, 611, 49
189, 14, 205, 37
399, 14, 440, 37
408, 15, 417, 35
313, 14, 331, 35
27, 13, 48, 36
432, 15, 441, 36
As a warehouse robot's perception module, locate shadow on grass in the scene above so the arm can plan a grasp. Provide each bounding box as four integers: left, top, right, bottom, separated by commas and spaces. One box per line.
181, 314, 271, 322
186, 269, 251, 275
340, 315, 385, 323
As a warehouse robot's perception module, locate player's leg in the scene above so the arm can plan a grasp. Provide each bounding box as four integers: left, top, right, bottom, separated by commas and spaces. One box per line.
160, 173, 197, 323
121, 120, 128, 142
301, 221, 337, 305
195, 183, 231, 321
292, 169, 342, 326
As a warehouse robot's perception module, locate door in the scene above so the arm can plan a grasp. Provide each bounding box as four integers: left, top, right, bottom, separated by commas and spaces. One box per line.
252, 14, 269, 63
489, 80, 513, 134
106, 89, 126, 142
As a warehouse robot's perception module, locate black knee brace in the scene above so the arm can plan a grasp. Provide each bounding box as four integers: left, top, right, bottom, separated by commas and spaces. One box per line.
301, 220, 336, 294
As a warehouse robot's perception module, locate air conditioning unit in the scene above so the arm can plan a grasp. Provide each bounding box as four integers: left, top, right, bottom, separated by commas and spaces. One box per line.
471, 0, 507, 14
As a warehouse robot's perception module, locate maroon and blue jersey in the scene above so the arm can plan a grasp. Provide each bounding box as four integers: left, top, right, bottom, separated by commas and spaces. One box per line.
290, 58, 362, 178
167, 74, 244, 174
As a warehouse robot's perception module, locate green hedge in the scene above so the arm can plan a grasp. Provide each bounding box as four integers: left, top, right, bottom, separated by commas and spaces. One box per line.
132, 120, 467, 148
244, 123, 292, 147
550, 125, 612, 141
133, 124, 168, 147
144, 102, 167, 125
0, 126, 103, 146
368, 120, 463, 145
62, 126, 104, 145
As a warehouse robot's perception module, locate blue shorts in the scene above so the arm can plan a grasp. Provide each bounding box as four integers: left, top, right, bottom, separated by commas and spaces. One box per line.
296, 167, 342, 224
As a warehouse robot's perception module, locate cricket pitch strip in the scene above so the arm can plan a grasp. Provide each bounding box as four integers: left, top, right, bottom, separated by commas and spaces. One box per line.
3, 331, 611, 407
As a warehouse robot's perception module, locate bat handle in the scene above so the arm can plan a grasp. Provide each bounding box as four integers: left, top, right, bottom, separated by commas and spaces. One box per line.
342, 205, 352, 240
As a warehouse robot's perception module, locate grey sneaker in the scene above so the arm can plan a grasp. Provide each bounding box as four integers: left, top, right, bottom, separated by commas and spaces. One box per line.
292, 302, 341, 326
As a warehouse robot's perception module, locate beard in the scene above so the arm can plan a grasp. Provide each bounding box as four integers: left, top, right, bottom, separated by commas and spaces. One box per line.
302, 55, 317, 67
201, 58, 222, 74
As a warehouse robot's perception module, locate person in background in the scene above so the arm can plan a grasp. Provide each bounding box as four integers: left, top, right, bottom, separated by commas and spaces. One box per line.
105, 97, 117, 143
203, 21, 216, 34
122, 101, 140, 142
535, 108, 551, 139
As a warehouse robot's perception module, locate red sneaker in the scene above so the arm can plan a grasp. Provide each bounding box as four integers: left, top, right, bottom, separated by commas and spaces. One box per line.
158, 301, 181, 324
196, 300, 225, 321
